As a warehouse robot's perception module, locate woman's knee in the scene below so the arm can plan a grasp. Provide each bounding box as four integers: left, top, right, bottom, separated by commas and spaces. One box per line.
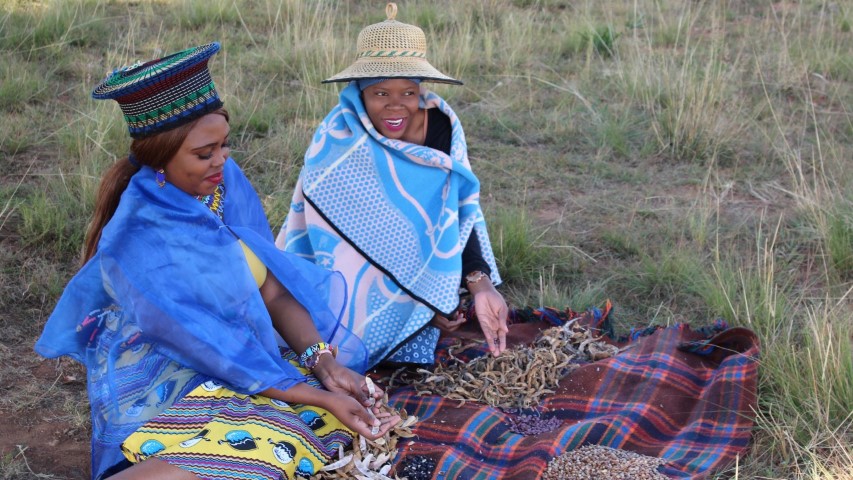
106, 458, 199, 480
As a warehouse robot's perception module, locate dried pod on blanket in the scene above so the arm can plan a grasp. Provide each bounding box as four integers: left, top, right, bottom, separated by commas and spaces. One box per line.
312, 401, 416, 480
398, 320, 618, 409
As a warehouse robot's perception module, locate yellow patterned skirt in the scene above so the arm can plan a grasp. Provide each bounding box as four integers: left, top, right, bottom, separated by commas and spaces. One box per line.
121, 367, 353, 479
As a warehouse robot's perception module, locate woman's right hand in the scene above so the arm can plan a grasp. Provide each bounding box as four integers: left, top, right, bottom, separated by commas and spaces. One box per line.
323, 392, 400, 440
262, 382, 400, 440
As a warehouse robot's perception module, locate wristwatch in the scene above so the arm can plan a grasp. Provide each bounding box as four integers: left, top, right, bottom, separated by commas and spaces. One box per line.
465, 270, 489, 286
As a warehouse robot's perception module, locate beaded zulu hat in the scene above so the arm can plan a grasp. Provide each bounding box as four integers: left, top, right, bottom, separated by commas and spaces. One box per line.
323, 3, 462, 85
92, 42, 223, 138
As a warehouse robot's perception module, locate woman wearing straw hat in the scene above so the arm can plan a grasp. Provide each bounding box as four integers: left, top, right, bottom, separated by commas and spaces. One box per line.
276, 3, 510, 368
35, 42, 398, 480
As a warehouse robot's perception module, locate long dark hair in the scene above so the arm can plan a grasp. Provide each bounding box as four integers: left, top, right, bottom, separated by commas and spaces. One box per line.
82, 109, 230, 264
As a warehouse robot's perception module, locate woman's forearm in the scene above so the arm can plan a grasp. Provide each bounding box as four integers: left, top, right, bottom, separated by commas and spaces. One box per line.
258, 270, 356, 392
260, 271, 324, 355
259, 382, 333, 407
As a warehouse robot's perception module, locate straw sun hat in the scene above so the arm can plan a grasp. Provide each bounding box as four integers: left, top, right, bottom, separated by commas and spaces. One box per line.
323, 2, 462, 85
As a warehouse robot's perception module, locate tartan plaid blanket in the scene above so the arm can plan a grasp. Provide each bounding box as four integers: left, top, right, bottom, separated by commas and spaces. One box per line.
384, 304, 760, 479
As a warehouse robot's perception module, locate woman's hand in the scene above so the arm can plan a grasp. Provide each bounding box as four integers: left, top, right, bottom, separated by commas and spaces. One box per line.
312, 360, 401, 439
430, 310, 466, 333
470, 283, 509, 356
313, 356, 385, 408
323, 392, 400, 440
260, 383, 398, 440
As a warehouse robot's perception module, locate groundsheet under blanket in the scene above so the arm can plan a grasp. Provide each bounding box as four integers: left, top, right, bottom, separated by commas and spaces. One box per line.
381, 305, 760, 479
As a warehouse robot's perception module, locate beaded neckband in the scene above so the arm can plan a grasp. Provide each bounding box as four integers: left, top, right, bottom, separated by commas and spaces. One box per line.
197, 182, 226, 220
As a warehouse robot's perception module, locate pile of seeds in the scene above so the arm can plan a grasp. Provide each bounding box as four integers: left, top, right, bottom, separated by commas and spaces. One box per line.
311, 399, 417, 480
394, 319, 619, 409
506, 413, 564, 435
395, 456, 437, 480
542, 445, 668, 480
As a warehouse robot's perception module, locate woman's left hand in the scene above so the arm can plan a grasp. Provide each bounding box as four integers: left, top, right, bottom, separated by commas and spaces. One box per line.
430, 310, 466, 333
313, 356, 385, 408
471, 284, 509, 356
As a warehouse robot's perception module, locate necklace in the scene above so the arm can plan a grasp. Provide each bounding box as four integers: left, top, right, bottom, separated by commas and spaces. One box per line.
197, 182, 226, 220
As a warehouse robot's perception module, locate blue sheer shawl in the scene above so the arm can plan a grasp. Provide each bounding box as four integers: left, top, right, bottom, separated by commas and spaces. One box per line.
35, 158, 366, 478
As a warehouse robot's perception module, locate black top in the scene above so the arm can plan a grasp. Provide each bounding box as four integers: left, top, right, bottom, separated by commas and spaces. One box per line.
424, 108, 452, 156
424, 108, 491, 281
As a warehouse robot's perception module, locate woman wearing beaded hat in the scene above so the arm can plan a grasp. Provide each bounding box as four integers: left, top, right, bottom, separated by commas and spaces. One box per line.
35, 42, 399, 480
276, 3, 510, 368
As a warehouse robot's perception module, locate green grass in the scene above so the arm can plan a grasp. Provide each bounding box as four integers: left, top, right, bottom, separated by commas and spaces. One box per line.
1, 0, 851, 478
579, 24, 619, 58
827, 203, 853, 280
748, 302, 853, 479
487, 206, 554, 285
168, 0, 240, 29
17, 181, 88, 259
0, 108, 43, 154
0, 54, 48, 111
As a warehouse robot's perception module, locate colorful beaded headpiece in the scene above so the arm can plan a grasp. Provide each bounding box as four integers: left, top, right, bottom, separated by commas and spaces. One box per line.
92, 42, 223, 138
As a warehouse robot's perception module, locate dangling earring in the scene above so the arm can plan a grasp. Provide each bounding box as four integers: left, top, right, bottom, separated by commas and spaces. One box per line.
156, 169, 166, 188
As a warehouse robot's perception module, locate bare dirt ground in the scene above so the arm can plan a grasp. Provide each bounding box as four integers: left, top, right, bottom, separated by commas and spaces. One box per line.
0, 352, 90, 478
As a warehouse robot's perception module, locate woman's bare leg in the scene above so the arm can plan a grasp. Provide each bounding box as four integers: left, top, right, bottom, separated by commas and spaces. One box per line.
106, 458, 199, 480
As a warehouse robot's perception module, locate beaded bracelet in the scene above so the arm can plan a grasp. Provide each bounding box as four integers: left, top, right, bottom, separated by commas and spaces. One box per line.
299, 342, 337, 370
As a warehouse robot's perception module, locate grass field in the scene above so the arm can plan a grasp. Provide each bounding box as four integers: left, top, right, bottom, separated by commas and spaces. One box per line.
1, 0, 851, 478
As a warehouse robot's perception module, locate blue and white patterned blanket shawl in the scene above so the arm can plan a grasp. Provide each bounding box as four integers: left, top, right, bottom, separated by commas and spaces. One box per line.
279, 83, 500, 367
35, 159, 366, 479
